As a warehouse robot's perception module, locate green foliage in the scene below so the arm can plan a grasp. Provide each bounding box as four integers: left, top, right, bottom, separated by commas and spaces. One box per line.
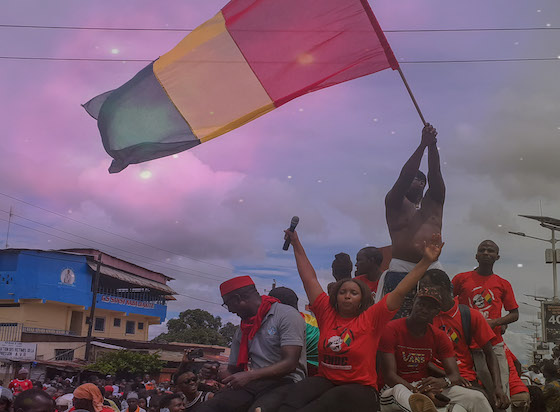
86, 350, 164, 376
219, 322, 237, 347
154, 309, 238, 347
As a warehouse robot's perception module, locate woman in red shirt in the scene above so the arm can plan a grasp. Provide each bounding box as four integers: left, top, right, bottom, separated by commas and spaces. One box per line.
256, 230, 443, 412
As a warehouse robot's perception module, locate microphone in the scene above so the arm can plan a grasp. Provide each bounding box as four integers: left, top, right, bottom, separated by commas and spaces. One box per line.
282, 216, 300, 251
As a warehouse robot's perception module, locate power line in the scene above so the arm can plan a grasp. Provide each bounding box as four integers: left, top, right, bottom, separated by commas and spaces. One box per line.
0, 23, 558, 32
0, 191, 297, 277
0, 191, 240, 274
0, 213, 228, 283
0, 55, 558, 64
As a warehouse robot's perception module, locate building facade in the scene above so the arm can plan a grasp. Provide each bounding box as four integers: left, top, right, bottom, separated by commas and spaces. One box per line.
0, 248, 177, 381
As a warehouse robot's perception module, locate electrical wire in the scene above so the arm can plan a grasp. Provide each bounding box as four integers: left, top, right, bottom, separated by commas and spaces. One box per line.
0, 56, 559, 64
0, 23, 558, 32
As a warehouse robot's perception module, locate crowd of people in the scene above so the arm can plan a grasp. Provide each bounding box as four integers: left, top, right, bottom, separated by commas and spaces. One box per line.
2, 125, 560, 412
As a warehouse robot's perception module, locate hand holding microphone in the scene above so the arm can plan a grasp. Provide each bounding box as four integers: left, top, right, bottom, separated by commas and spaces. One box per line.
282, 216, 300, 250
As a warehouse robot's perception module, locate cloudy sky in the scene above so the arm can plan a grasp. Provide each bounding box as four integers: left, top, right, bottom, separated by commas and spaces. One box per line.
2, 0, 559, 363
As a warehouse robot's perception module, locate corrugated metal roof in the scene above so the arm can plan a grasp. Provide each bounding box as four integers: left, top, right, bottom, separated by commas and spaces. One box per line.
87, 262, 176, 295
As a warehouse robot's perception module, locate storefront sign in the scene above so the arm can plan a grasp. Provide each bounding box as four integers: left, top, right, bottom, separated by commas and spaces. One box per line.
0, 341, 37, 360
542, 301, 560, 343
100, 295, 155, 309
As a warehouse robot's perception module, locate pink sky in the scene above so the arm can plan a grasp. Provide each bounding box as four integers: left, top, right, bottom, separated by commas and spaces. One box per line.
2, 0, 559, 361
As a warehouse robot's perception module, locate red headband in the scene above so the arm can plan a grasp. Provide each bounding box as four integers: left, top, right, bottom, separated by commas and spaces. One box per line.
220, 276, 254, 296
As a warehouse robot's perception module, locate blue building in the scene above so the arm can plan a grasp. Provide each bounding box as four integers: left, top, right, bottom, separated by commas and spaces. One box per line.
0, 248, 176, 346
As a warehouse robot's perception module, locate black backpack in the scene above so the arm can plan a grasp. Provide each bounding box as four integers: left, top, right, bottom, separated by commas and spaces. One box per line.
458, 304, 472, 346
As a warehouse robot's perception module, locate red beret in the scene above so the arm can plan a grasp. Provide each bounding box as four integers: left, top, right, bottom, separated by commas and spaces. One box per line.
220, 276, 254, 296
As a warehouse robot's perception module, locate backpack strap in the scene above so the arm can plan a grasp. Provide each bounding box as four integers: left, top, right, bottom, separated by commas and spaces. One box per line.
459, 304, 472, 346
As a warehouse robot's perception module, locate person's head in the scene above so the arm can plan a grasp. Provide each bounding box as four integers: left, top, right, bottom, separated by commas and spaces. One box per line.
409, 287, 443, 324
173, 370, 198, 397
14, 389, 55, 412
220, 276, 261, 320
0, 389, 13, 412
331, 253, 353, 281
405, 170, 427, 203
355, 247, 383, 277
127, 392, 139, 411
159, 394, 184, 412
88, 376, 100, 386
138, 398, 147, 410
476, 240, 500, 267
552, 345, 560, 358
17, 368, 29, 380
542, 359, 560, 380
329, 279, 373, 317
419, 269, 453, 305
103, 386, 114, 398
199, 362, 219, 380
148, 395, 161, 412
143, 375, 150, 383
269, 287, 298, 310
73, 383, 104, 412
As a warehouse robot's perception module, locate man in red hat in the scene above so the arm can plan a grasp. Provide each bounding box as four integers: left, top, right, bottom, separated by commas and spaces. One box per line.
197, 276, 306, 412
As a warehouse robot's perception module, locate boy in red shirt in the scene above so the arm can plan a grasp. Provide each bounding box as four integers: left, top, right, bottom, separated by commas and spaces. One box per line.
504, 345, 530, 412
8, 368, 33, 395
378, 287, 492, 412
420, 269, 510, 410
453, 240, 519, 409
354, 246, 384, 299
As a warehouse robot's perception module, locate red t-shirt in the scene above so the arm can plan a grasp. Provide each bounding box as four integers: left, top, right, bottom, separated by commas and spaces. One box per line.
452, 271, 518, 345
504, 345, 528, 395
432, 297, 496, 381
8, 378, 33, 394
378, 318, 455, 383
354, 275, 379, 300
310, 292, 396, 388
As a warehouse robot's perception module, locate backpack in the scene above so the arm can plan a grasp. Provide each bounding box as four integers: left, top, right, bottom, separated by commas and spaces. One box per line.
458, 304, 472, 346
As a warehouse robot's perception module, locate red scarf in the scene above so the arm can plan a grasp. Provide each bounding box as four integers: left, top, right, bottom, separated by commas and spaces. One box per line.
237, 295, 279, 370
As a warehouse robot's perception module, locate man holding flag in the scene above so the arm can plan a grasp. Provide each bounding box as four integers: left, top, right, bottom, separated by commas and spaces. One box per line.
375, 124, 445, 319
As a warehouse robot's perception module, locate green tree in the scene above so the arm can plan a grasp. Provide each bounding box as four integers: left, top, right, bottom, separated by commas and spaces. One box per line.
154, 309, 237, 346
86, 350, 164, 376
219, 322, 237, 347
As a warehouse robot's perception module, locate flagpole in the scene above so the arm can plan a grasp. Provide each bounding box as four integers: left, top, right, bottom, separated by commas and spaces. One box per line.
397, 67, 427, 126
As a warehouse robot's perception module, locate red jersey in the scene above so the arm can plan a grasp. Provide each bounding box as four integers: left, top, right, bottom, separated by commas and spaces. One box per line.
378, 318, 455, 383
432, 297, 496, 381
311, 292, 396, 388
504, 345, 528, 395
8, 378, 33, 394
452, 271, 518, 345
354, 275, 379, 300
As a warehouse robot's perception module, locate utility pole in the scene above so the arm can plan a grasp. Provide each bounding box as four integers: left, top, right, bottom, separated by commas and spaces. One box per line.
509, 214, 560, 301
5, 206, 13, 248
85, 253, 102, 362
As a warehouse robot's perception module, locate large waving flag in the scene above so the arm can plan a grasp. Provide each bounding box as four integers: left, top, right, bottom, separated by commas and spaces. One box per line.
84, 0, 399, 173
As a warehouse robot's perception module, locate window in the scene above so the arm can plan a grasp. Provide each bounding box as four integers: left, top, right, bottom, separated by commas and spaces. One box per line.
55, 349, 74, 361
94, 317, 105, 332
126, 321, 135, 334
138, 322, 144, 330
114, 318, 121, 327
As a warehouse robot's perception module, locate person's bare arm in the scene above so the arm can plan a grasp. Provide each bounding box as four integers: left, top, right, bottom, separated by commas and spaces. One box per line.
487, 308, 519, 329
378, 351, 416, 391
284, 230, 324, 305
424, 126, 445, 205
222, 345, 302, 389
386, 234, 443, 311
418, 356, 461, 393
482, 342, 510, 410
385, 124, 435, 209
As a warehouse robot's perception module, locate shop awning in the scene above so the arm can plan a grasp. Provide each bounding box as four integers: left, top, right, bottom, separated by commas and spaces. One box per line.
87, 262, 176, 295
